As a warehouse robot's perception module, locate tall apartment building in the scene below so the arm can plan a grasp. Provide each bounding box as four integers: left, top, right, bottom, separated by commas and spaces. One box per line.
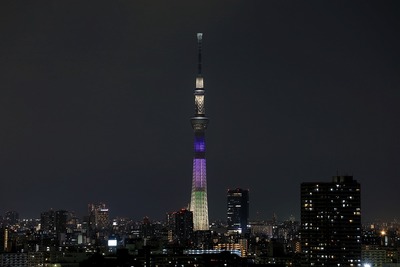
40, 210, 55, 234
87, 203, 110, 244
227, 188, 249, 234
301, 175, 361, 267
88, 203, 109, 230
167, 209, 194, 246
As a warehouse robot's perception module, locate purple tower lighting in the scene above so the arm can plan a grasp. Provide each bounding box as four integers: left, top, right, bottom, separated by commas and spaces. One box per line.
189, 33, 209, 231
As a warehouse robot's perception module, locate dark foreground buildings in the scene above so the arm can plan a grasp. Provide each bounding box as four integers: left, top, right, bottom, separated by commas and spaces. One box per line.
301, 175, 361, 267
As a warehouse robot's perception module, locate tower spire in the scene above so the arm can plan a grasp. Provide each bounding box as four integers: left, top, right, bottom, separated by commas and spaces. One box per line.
190, 33, 209, 231
195, 33, 204, 90
197, 33, 202, 76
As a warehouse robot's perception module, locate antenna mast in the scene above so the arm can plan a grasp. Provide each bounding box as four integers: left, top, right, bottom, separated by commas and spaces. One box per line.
197, 33, 202, 76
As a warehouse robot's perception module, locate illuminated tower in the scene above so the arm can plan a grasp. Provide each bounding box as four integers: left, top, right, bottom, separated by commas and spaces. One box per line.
190, 33, 209, 231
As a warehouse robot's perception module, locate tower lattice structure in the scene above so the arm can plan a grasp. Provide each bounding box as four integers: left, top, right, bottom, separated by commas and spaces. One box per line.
190, 33, 209, 231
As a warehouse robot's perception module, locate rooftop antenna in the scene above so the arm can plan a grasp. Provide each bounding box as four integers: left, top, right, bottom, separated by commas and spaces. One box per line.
197, 33, 202, 76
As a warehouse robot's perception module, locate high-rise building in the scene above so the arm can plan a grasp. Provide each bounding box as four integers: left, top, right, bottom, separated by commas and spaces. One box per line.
227, 188, 249, 234
40, 210, 55, 234
167, 209, 194, 246
174, 209, 194, 245
300, 175, 362, 267
87, 203, 110, 244
189, 33, 209, 231
40, 209, 68, 238
88, 203, 109, 230
54, 210, 68, 236
140, 216, 154, 239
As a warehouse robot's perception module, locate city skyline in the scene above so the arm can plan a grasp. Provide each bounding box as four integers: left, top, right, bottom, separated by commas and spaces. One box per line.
0, 1, 399, 221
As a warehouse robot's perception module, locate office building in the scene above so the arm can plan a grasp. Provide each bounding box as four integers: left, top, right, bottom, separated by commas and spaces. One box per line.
175, 209, 194, 245
88, 203, 109, 230
301, 175, 361, 267
40, 210, 56, 234
167, 209, 194, 246
227, 188, 249, 234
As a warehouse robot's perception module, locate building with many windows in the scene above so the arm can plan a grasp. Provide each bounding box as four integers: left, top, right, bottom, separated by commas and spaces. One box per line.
301, 175, 361, 267
167, 209, 194, 246
88, 203, 109, 230
227, 188, 249, 234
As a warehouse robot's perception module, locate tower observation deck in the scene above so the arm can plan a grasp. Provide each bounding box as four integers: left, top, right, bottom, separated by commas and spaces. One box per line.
190, 33, 209, 231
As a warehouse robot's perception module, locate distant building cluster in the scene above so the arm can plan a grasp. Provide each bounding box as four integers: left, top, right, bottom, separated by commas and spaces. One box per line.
1, 178, 400, 266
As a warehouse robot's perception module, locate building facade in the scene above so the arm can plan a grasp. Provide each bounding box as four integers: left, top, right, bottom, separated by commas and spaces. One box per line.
301, 175, 362, 267
87, 203, 110, 244
227, 188, 249, 234
168, 208, 194, 246
88, 203, 109, 230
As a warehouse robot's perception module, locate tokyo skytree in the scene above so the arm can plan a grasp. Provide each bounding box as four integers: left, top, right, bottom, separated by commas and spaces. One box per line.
189, 33, 209, 231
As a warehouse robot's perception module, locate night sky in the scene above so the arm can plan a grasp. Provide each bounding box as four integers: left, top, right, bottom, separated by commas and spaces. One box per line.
0, 1, 399, 222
